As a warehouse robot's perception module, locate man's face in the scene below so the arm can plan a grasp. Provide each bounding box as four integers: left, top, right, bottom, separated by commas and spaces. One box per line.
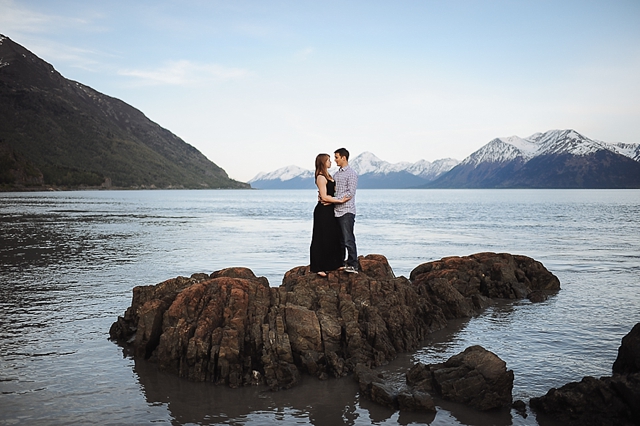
334, 153, 346, 168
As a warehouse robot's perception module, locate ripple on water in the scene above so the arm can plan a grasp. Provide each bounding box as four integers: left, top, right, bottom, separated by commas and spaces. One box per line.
1, 189, 639, 425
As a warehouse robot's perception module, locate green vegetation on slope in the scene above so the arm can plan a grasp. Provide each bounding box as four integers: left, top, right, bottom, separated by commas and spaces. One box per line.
0, 35, 249, 190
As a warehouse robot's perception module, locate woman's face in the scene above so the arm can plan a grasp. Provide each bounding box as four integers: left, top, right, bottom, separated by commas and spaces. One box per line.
325, 157, 331, 168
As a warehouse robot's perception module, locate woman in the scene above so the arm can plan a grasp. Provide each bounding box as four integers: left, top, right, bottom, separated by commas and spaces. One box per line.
310, 153, 350, 277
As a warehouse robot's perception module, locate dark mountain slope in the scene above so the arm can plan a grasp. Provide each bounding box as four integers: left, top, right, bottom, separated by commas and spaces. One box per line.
425, 158, 526, 188
504, 150, 640, 188
0, 35, 248, 189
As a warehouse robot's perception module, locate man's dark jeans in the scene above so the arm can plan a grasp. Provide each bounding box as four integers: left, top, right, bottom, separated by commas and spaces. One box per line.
337, 213, 357, 268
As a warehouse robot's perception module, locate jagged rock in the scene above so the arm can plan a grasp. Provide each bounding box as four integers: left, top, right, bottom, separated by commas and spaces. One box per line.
407, 346, 514, 411
530, 323, 640, 426
110, 253, 559, 391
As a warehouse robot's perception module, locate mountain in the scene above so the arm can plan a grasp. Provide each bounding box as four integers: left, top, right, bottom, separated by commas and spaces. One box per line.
0, 35, 249, 190
248, 152, 459, 189
426, 129, 640, 189
249, 166, 314, 189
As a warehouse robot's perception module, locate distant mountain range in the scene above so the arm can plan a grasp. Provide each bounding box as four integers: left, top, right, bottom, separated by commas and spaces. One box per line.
0, 35, 248, 190
250, 153, 460, 189
250, 130, 640, 189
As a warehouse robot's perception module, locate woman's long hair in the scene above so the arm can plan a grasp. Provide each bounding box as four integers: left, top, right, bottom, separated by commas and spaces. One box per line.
314, 153, 332, 181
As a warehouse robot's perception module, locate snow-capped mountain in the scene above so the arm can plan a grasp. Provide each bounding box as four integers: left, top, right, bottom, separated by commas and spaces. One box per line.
462, 130, 639, 166
248, 165, 313, 189
250, 165, 313, 182
429, 129, 640, 189
350, 152, 459, 180
460, 137, 531, 167
249, 152, 459, 189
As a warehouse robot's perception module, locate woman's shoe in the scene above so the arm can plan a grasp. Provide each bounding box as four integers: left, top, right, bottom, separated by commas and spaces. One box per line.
317, 271, 327, 277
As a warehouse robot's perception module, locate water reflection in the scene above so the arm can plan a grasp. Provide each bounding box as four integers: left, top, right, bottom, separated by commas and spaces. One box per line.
134, 358, 363, 425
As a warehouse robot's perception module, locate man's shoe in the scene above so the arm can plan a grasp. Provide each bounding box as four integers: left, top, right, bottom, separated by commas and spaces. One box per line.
344, 266, 358, 274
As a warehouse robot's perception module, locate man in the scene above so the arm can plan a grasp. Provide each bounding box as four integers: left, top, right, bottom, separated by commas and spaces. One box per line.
333, 148, 359, 273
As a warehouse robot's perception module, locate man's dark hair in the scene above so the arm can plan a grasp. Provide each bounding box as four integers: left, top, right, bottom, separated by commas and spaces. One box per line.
334, 148, 349, 160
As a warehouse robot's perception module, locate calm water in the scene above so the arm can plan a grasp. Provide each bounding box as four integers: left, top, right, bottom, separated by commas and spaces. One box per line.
1, 189, 639, 425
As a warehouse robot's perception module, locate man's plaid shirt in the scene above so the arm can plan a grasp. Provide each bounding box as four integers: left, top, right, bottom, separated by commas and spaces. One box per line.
334, 165, 358, 217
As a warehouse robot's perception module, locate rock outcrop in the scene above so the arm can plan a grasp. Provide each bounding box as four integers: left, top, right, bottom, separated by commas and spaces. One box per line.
530, 323, 640, 426
110, 252, 560, 390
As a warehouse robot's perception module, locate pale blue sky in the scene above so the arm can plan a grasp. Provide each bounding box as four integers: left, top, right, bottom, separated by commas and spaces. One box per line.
2, 0, 639, 181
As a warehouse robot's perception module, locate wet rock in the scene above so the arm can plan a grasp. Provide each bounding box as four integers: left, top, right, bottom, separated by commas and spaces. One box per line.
527, 290, 547, 303
512, 399, 527, 417
408, 346, 514, 411
353, 363, 436, 412
156, 270, 273, 388
410, 252, 560, 318
397, 388, 436, 412
108, 273, 210, 348
530, 375, 639, 426
530, 322, 640, 426
110, 253, 558, 391
613, 322, 640, 375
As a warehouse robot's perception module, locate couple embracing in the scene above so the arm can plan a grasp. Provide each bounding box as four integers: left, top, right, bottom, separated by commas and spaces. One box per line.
310, 148, 359, 277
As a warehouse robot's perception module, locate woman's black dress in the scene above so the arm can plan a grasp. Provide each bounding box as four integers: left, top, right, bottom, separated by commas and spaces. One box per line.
310, 180, 344, 273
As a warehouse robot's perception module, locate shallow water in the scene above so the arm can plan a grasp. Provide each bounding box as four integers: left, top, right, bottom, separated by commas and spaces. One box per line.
1, 189, 639, 425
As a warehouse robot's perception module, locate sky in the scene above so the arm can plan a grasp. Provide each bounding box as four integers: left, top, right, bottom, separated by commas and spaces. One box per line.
1, 0, 639, 182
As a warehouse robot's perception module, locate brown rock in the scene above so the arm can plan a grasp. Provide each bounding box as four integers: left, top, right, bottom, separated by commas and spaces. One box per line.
413, 346, 514, 411
109, 253, 559, 392
410, 252, 560, 319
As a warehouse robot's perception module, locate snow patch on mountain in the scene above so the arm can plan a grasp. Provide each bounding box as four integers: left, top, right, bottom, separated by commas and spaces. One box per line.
249, 165, 312, 183
607, 142, 640, 162
350, 152, 390, 175
461, 138, 526, 166
527, 129, 611, 156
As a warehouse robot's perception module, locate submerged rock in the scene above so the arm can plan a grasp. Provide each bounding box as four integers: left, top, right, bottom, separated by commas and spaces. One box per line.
109, 252, 559, 391
353, 363, 436, 412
